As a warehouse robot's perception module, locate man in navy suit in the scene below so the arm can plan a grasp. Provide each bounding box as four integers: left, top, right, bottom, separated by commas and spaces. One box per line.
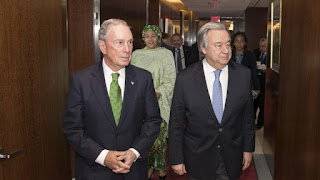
171, 33, 194, 72
169, 22, 255, 180
62, 19, 162, 180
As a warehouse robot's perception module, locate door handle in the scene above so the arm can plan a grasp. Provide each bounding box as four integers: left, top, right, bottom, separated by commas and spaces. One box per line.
0, 149, 22, 159
0, 136, 23, 159
0, 153, 10, 159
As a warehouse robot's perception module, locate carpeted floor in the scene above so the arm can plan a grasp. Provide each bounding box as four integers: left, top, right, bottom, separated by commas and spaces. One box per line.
240, 160, 257, 180
150, 160, 257, 180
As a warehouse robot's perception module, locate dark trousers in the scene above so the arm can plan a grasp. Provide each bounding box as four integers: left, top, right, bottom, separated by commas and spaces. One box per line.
254, 73, 265, 127
188, 154, 230, 180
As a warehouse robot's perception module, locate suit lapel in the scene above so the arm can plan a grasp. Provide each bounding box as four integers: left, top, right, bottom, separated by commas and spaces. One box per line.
193, 62, 217, 122
194, 61, 239, 125
90, 63, 117, 129
118, 65, 136, 128
221, 61, 237, 125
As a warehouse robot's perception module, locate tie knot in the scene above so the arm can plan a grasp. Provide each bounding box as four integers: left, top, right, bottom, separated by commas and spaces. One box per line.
111, 73, 120, 81
214, 70, 222, 78
176, 48, 180, 53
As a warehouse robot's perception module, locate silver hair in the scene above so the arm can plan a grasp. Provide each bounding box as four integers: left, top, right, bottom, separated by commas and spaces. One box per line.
98, 19, 130, 41
197, 22, 228, 53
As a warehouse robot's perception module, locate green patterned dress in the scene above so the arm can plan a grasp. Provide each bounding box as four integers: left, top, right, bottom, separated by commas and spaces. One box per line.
131, 46, 176, 170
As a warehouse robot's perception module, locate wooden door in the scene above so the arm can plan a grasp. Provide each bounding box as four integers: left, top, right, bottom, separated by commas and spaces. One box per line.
0, 137, 4, 180
0, 0, 71, 179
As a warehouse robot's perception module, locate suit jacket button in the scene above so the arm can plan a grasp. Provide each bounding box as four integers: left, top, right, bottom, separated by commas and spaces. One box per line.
219, 128, 222, 132
217, 145, 221, 148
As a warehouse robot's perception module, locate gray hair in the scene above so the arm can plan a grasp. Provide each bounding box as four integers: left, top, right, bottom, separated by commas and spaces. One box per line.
98, 19, 130, 41
197, 22, 228, 53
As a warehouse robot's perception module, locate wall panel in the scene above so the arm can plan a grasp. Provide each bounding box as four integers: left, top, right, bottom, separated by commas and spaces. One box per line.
101, 0, 147, 50
0, 0, 70, 179
245, 7, 268, 51
274, 0, 320, 179
264, 68, 278, 176
68, 0, 95, 73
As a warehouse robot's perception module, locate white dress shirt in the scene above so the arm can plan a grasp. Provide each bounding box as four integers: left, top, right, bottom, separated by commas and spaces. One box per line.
95, 59, 140, 167
203, 59, 228, 110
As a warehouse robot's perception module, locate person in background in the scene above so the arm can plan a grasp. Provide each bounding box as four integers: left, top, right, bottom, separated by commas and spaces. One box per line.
62, 19, 162, 180
169, 22, 255, 180
189, 41, 204, 63
171, 33, 192, 72
161, 32, 175, 55
131, 25, 176, 180
231, 32, 260, 99
253, 38, 268, 129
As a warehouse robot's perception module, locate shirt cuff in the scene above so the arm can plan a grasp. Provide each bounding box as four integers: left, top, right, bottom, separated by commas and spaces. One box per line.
129, 148, 140, 162
95, 149, 109, 167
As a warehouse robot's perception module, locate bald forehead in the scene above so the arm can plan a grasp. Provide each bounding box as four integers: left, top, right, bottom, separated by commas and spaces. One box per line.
106, 24, 133, 40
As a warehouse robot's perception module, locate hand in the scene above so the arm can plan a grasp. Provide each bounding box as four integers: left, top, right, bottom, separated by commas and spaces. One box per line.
252, 90, 260, 100
104, 151, 130, 174
242, 152, 253, 170
155, 92, 161, 100
171, 164, 187, 175
115, 149, 137, 173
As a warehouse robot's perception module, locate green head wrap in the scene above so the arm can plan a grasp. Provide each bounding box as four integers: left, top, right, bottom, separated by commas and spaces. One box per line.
142, 25, 162, 45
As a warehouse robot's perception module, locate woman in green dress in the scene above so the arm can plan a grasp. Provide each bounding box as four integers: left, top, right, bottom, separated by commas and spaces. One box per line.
131, 25, 176, 180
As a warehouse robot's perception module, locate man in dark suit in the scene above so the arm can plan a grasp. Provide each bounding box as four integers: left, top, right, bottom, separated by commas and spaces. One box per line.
168, 22, 255, 180
171, 33, 194, 72
253, 38, 268, 129
62, 19, 162, 180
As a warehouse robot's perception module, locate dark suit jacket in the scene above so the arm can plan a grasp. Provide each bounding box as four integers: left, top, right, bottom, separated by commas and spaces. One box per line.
168, 61, 255, 180
253, 48, 261, 61
187, 43, 201, 66
62, 62, 162, 180
189, 42, 202, 64
174, 45, 194, 68
253, 48, 268, 67
231, 50, 260, 91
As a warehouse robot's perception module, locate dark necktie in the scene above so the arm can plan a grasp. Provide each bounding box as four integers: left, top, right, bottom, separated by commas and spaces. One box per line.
176, 48, 183, 72
260, 53, 266, 64
212, 70, 223, 124
110, 73, 122, 126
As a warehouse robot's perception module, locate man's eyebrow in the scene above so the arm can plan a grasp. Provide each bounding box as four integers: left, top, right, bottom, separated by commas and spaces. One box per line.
213, 40, 231, 44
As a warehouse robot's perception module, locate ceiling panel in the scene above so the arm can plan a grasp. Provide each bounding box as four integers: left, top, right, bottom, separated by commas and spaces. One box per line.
181, 0, 269, 18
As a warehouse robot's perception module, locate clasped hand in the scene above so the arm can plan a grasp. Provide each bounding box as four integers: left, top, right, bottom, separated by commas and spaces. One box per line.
104, 150, 136, 174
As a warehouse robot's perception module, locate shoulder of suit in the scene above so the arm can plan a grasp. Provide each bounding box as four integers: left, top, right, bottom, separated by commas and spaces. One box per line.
229, 60, 251, 75
72, 61, 101, 77
177, 61, 201, 77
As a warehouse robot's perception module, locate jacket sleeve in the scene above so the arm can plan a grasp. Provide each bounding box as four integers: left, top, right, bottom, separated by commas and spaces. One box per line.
131, 73, 162, 159
168, 74, 187, 165
242, 70, 256, 152
62, 73, 104, 166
